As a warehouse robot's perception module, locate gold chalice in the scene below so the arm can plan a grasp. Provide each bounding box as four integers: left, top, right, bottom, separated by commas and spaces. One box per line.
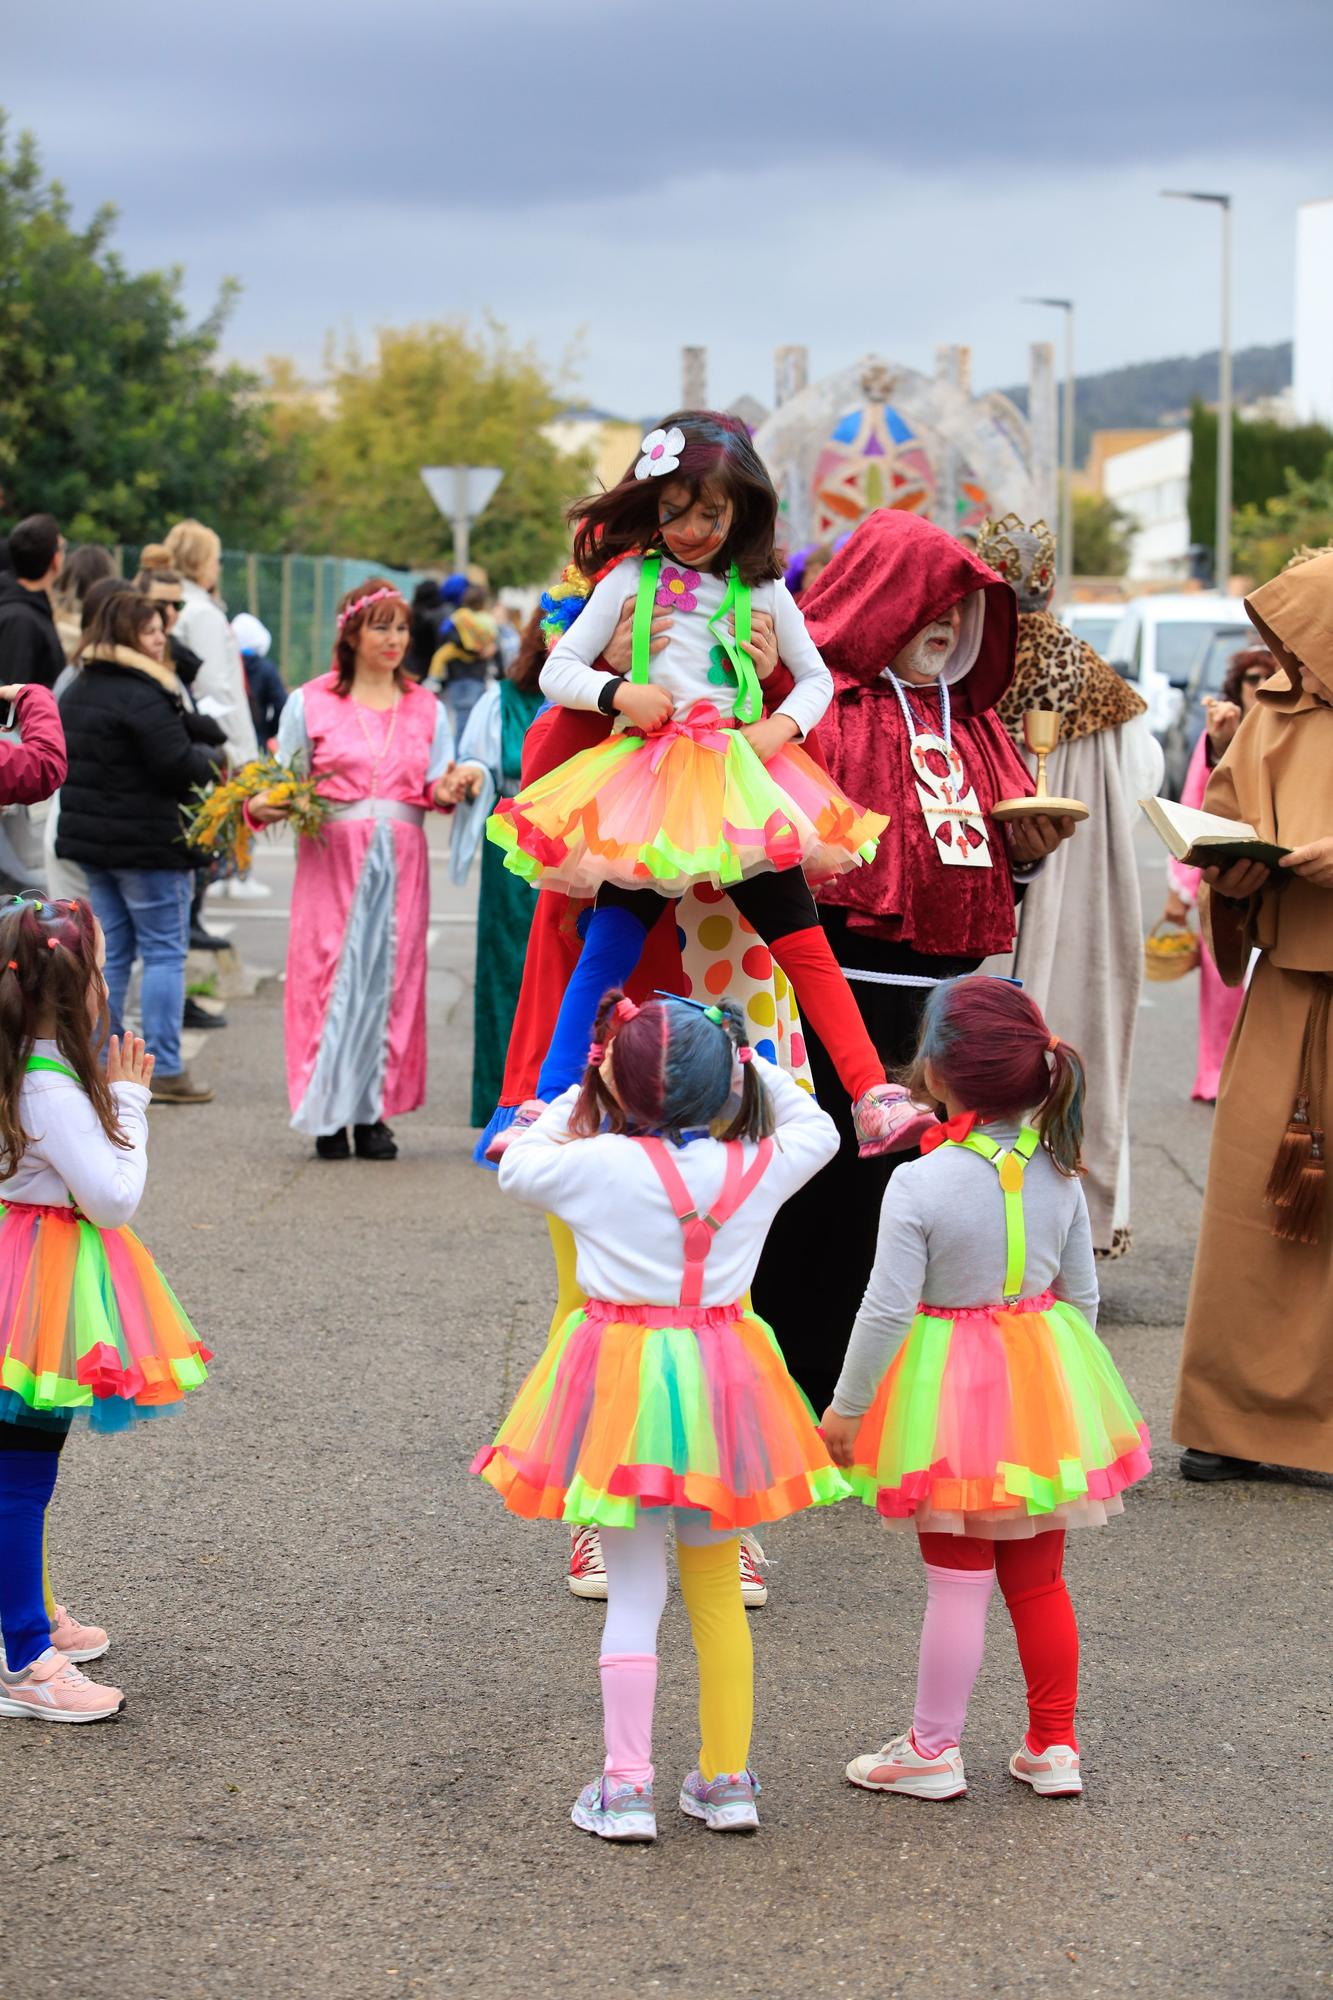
990, 709, 1090, 824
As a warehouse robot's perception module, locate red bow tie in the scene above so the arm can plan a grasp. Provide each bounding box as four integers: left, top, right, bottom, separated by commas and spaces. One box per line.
919, 1110, 979, 1155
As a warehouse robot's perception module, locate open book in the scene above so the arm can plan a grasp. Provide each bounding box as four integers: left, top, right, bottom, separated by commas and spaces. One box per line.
1139, 796, 1289, 870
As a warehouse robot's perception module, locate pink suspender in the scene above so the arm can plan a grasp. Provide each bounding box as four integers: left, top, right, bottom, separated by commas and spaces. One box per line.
636, 1136, 774, 1307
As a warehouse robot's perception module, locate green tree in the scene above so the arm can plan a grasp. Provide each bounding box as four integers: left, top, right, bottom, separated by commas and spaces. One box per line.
1071, 490, 1132, 576
0, 115, 295, 547
1188, 400, 1333, 552
1232, 454, 1333, 584
287, 322, 591, 583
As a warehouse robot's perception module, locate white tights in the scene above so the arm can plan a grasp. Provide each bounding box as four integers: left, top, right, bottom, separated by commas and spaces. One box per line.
599, 1510, 734, 1655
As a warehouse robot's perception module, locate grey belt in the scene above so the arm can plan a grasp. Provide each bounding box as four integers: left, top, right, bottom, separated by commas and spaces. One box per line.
329, 798, 426, 827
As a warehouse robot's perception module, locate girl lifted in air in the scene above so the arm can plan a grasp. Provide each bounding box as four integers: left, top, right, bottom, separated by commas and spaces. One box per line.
486, 411, 931, 1160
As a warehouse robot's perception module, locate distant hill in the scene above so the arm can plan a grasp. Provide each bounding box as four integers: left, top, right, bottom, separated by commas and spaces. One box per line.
997, 342, 1292, 465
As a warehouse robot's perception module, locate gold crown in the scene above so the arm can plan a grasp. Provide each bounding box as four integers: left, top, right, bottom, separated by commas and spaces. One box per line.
975, 513, 1058, 600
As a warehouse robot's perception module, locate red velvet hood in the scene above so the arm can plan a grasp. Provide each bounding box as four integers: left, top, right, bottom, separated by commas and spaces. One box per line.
802, 509, 1017, 715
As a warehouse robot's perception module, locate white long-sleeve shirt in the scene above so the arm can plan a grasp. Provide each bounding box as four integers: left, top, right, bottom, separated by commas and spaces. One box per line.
2, 1042, 149, 1228
538, 558, 834, 741
497, 1057, 838, 1307
173, 580, 260, 767
831, 1122, 1100, 1418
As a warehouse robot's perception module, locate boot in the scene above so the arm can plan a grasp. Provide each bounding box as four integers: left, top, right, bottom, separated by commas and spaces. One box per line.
315, 1129, 351, 1161
1179, 1449, 1262, 1483
184, 997, 228, 1031
151, 1070, 215, 1106
354, 1121, 398, 1161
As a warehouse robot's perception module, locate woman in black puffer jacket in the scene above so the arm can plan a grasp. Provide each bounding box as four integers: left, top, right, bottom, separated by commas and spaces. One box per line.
56, 591, 224, 1104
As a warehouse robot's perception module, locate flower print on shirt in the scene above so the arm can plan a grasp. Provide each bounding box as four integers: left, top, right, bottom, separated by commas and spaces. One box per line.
656, 565, 701, 613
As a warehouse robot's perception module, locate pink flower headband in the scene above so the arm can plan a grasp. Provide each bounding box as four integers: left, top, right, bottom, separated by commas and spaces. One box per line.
336, 587, 404, 634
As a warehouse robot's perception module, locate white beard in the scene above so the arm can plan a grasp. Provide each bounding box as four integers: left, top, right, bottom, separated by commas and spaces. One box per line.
892, 621, 955, 681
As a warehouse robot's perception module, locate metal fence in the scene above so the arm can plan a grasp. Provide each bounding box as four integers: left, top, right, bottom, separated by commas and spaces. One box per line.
115, 549, 426, 687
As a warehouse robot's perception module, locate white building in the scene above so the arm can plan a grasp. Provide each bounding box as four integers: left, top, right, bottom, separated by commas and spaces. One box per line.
1293, 197, 1333, 427
1101, 430, 1192, 581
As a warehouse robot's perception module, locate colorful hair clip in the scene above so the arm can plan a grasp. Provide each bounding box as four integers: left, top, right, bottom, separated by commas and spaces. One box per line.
5, 960, 16, 971
587, 1041, 606, 1065
613, 997, 640, 1024
737, 1046, 753, 1063
46, 938, 58, 949
652, 990, 728, 1029
1047, 1034, 1061, 1053
634, 426, 685, 481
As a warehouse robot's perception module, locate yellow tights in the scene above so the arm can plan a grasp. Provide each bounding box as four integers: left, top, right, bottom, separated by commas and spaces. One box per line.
677, 1537, 754, 1781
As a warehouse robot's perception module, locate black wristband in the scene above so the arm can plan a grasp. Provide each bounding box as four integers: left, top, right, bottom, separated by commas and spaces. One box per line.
597, 677, 620, 717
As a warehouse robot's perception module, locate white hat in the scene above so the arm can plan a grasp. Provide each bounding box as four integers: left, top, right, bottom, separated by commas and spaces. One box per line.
232, 611, 272, 657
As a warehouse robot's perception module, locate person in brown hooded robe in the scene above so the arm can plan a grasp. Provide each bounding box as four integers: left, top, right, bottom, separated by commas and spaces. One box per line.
751, 510, 1076, 1411
1174, 547, 1333, 1481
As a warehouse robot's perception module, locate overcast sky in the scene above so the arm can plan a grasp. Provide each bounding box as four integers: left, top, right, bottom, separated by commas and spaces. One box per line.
8, 0, 1332, 414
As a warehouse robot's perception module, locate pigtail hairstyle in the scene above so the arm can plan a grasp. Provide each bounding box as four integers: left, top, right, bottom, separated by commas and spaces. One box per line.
904, 975, 1086, 1177
570, 411, 783, 589
0, 897, 125, 1179
568, 989, 774, 1144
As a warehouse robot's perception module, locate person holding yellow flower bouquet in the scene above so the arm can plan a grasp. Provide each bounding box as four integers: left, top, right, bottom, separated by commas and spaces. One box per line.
248, 580, 488, 1161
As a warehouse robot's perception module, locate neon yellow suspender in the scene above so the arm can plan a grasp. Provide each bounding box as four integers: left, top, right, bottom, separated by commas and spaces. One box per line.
25, 1056, 79, 1081
630, 553, 763, 724
951, 1127, 1042, 1300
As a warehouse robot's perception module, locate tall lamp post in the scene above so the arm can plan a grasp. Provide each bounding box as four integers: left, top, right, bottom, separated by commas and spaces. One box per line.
1162, 190, 1232, 590
1022, 297, 1075, 604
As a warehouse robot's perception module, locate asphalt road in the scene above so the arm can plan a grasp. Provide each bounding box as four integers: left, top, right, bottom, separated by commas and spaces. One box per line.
2, 826, 1328, 2000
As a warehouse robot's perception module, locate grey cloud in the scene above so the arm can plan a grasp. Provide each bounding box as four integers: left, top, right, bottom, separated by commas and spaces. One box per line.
7, 0, 1331, 222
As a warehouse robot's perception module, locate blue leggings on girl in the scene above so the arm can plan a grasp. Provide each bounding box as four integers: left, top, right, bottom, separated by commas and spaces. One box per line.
0, 1419, 69, 1673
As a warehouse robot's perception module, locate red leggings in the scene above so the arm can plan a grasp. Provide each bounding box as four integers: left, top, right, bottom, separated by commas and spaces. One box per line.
919, 1530, 1080, 1752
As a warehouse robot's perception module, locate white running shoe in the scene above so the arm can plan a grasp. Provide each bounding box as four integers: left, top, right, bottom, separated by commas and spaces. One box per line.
1009, 1741, 1083, 1796
739, 1533, 768, 1608
222, 875, 272, 900
846, 1729, 967, 1800
679, 1768, 760, 1833
567, 1525, 608, 1600
571, 1776, 656, 1842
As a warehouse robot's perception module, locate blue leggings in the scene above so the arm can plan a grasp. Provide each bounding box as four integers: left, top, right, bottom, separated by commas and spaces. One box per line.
0, 1421, 68, 1673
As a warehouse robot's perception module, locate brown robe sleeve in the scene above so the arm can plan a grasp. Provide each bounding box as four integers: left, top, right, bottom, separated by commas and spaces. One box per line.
1199, 716, 1263, 986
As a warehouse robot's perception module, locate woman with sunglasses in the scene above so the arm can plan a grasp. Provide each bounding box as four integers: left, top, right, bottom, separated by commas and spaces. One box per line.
1163, 645, 1274, 1102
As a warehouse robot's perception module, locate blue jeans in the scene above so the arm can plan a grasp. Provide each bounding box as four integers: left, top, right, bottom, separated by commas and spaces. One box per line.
83, 866, 191, 1077
445, 676, 485, 742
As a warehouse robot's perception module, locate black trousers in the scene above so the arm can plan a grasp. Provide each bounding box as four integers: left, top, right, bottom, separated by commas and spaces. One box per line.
598, 868, 819, 945
0, 1417, 72, 1453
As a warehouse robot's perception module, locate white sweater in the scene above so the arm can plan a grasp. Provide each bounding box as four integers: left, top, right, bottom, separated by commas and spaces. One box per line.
538, 558, 834, 742
1, 1042, 150, 1229
173, 580, 260, 767
497, 1058, 838, 1308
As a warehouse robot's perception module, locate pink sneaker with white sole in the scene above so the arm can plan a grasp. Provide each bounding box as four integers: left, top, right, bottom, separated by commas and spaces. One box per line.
0, 1648, 124, 1723
852, 1085, 938, 1159
484, 1099, 546, 1163
50, 1604, 110, 1664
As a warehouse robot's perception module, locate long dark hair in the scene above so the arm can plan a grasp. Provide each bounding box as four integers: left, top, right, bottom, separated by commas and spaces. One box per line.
510, 608, 547, 694
76, 589, 165, 661
571, 411, 782, 588
0, 898, 126, 1178
568, 989, 775, 1145
904, 975, 1087, 1177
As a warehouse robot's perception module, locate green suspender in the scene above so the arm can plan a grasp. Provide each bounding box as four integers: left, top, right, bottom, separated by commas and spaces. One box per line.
25, 1056, 79, 1082
953, 1127, 1043, 1299
631, 553, 763, 725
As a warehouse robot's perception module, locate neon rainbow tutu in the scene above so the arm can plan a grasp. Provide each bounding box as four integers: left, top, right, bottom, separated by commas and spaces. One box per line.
487, 704, 886, 899
471, 1298, 850, 1530
845, 1292, 1150, 1538
0, 1202, 211, 1434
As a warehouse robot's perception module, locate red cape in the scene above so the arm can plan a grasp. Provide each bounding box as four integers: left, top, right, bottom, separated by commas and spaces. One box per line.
799, 511, 1034, 954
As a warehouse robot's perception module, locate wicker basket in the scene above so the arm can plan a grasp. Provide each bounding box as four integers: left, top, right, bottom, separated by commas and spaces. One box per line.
1144, 918, 1200, 983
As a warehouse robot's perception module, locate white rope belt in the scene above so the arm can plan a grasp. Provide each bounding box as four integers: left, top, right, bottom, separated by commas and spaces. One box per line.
842, 968, 944, 989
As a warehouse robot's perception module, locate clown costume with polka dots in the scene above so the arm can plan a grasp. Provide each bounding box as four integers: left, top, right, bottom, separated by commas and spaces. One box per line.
487, 411, 933, 1159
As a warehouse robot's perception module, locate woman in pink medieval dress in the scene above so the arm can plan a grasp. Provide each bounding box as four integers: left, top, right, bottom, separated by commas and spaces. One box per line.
1162, 646, 1272, 1102
252, 580, 485, 1160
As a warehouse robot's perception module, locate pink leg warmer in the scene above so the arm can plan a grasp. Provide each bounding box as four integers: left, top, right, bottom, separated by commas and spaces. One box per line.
598, 1652, 658, 1786
911, 1561, 995, 1756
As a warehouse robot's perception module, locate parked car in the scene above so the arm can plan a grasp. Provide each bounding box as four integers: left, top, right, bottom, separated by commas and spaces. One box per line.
1159, 620, 1254, 797
1103, 595, 1249, 788
1061, 602, 1123, 657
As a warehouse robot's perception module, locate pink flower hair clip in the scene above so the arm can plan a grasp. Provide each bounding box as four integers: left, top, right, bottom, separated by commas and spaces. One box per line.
634, 427, 685, 481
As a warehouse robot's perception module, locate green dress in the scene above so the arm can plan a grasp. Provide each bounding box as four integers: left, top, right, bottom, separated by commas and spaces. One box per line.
470, 678, 544, 1124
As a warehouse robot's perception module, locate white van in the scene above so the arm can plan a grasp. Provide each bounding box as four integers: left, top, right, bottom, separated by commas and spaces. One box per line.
1104, 595, 1248, 740
1062, 602, 1123, 657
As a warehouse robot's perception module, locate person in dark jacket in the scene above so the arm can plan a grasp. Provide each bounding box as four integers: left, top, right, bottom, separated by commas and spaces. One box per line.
0, 682, 66, 806
0, 515, 67, 689
57, 591, 223, 1104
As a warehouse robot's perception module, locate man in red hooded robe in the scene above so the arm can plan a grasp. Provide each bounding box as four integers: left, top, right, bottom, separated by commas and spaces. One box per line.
751, 510, 1075, 1411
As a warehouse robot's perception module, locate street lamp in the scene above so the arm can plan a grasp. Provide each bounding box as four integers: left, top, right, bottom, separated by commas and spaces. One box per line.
1162, 190, 1232, 590
1022, 297, 1074, 604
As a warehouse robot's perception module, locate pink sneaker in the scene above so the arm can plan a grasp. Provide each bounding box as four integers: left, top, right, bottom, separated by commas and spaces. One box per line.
1009, 1740, 1083, 1796
852, 1085, 938, 1159
567, 1525, 608, 1600
50, 1603, 110, 1664
484, 1099, 546, 1163
0, 1648, 124, 1723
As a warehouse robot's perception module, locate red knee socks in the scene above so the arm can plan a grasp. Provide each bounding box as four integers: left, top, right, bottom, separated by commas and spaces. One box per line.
996, 1536, 1080, 1752
771, 926, 886, 1102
